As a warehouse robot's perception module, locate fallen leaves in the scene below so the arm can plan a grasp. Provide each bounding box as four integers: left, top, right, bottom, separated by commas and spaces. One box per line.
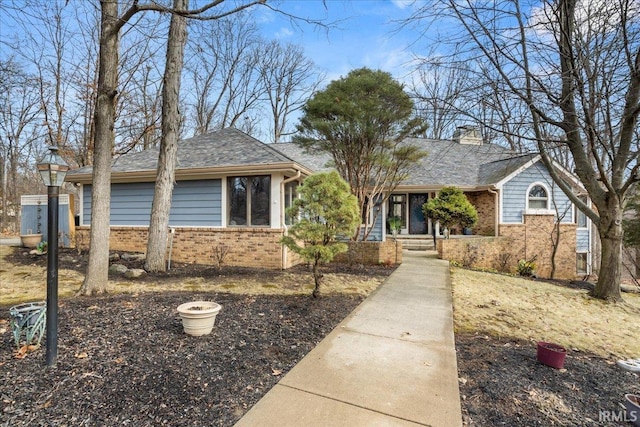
14, 344, 40, 359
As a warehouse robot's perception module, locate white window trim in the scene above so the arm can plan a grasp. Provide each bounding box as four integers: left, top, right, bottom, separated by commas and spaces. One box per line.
525, 182, 553, 214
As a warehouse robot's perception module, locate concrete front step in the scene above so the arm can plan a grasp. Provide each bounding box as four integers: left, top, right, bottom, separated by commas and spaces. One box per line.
394, 238, 435, 251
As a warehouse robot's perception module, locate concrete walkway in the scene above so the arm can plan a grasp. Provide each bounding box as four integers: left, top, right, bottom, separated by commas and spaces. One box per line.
235, 251, 463, 427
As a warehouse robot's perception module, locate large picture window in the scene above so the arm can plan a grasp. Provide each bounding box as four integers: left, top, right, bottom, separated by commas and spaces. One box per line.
228, 175, 270, 226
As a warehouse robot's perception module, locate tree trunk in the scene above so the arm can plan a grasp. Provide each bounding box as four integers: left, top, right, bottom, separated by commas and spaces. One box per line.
144, 0, 188, 272
590, 209, 624, 302
78, 0, 118, 296
312, 254, 322, 298
636, 247, 640, 278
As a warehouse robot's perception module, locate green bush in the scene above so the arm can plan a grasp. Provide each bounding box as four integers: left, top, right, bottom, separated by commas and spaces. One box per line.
423, 186, 478, 237
36, 240, 48, 254
517, 257, 536, 277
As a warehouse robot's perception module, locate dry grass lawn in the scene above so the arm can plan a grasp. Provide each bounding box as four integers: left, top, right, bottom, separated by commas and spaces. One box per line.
0, 245, 384, 307
451, 267, 640, 358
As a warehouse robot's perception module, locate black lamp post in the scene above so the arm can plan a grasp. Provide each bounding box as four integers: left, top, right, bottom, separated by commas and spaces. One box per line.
37, 146, 69, 366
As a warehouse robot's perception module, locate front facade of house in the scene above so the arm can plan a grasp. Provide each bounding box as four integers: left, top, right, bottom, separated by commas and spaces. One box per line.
67, 127, 592, 277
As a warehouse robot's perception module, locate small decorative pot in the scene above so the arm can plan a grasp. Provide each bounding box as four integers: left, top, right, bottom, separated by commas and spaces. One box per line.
9, 301, 47, 348
624, 394, 640, 427
177, 301, 222, 336
536, 341, 567, 369
20, 234, 42, 248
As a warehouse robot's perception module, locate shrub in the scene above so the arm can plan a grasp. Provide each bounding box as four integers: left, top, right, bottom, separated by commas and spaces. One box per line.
280, 171, 360, 298
517, 257, 537, 277
423, 186, 478, 238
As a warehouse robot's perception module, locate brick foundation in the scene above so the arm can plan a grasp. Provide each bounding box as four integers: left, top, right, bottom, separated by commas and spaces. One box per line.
76, 227, 290, 269
76, 227, 403, 269
334, 240, 403, 266
437, 214, 578, 280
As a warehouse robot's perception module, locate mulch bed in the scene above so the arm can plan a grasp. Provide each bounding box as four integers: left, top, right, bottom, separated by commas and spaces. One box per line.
1, 248, 388, 426
3, 248, 639, 426
456, 333, 640, 426
1, 291, 364, 426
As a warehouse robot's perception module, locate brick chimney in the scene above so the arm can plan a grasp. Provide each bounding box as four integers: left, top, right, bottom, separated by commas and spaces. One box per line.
453, 126, 482, 145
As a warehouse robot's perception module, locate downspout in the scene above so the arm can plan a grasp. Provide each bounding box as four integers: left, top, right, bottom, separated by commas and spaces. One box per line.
488, 187, 499, 237
280, 171, 301, 269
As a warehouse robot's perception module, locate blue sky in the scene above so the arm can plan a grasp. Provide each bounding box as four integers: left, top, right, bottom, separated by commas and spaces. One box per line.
253, 0, 422, 84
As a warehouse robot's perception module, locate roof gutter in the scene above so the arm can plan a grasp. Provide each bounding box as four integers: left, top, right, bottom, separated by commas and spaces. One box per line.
488, 186, 499, 236
66, 162, 314, 184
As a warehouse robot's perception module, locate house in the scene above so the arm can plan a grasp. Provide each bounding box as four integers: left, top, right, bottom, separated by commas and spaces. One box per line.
66, 127, 593, 278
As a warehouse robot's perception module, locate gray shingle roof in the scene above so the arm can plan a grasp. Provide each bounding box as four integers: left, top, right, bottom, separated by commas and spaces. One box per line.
68, 128, 295, 176
400, 138, 531, 187
274, 138, 531, 188
270, 143, 333, 172
68, 127, 537, 188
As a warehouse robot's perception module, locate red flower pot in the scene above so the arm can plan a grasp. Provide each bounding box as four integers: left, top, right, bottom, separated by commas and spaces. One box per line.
537, 342, 567, 369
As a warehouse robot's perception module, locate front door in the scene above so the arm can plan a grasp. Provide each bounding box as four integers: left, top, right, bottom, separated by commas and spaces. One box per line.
409, 194, 428, 234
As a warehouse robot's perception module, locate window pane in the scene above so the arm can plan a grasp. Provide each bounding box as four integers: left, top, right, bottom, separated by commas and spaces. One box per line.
285, 181, 297, 225
529, 199, 547, 209
251, 176, 270, 226
528, 185, 548, 209
576, 253, 587, 273
229, 177, 247, 225
389, 194, 406, 228
576, 196, 588, 227
529, 185, 547, 198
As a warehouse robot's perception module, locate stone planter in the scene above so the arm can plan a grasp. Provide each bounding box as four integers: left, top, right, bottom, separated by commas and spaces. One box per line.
177, 301, 222, 336
624, 394, 640, 427
536, 341, 567, 369
20, 234, 42, 248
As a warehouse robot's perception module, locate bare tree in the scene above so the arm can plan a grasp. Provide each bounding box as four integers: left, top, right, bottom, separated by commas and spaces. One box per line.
114, 12, 167, 154
145, 0, 188, 273
410, 59, 467, 140
79, 0, 269, 296
186, 14, 263, 135
257, 40, 322, 143
405, 0, 640, 301
0, 60, 44, 232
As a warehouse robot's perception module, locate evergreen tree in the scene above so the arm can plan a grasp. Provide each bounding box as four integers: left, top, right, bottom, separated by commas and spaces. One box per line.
423, 186, 477, 238
280, 171, 360, 298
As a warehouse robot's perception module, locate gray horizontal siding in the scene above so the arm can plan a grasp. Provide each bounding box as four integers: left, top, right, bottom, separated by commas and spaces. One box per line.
502, 161, 573, 224
83, 180, 222, 226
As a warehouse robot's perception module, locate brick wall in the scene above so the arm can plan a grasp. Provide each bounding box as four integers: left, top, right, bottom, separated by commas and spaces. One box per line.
75, 227, 402, 269
465, 191, 496, 236
437, 213, 578, 280
334, 240, 403, 266
76, 227, 290, 270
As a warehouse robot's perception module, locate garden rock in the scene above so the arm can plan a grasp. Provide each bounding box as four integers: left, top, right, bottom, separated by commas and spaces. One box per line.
109, 264, 128, 275
121, 253, 145, 262
124, 269, 146, 279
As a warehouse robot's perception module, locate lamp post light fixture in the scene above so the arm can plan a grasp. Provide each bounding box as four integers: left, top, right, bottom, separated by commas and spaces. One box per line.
37, 146, 69, 366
